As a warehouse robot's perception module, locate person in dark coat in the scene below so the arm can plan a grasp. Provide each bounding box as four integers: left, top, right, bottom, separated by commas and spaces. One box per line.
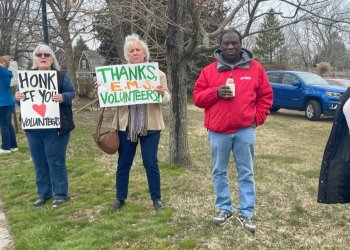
15, 44, 75, 207
318, 87, 350, 204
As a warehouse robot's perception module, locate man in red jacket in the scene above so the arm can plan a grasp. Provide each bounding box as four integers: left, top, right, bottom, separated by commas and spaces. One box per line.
193, 28, 272, 233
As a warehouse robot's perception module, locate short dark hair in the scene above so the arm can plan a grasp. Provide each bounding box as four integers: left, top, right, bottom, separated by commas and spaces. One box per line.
219, 28, 242, 45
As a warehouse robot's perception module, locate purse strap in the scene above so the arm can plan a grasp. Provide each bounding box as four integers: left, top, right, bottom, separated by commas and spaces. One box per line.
95, 108, 105, 139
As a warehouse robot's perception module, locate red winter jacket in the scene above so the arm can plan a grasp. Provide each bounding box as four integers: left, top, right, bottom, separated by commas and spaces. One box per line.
193, 50, 273, 133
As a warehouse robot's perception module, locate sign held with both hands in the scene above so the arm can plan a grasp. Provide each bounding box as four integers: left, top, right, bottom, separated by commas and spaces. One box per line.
18, 70, 60, 129
95, 62, 162, 107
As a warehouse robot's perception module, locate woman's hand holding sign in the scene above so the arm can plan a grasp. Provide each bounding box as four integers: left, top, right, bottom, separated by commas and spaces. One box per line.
52, 93, 63, 103
155, 85, 166, 96
15, 92, 25, 101
16, 91, 63, 103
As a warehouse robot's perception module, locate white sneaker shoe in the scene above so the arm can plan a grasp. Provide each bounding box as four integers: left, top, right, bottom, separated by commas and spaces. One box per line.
213, 211, 233, 225
237, 215, 256, 233
0, 149, 11, 154
10, 148, 18, 152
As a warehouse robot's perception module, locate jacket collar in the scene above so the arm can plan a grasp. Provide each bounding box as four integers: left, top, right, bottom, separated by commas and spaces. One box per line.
214, 48, 253, 72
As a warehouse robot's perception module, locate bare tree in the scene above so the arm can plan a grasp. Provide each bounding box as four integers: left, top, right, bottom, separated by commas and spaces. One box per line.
104, 0, 126, 62
46, 0, 86, 92
285, 22, 315, 70
0, 0, 31, 55
166, 0, 196, 166
282, 0, 350, 71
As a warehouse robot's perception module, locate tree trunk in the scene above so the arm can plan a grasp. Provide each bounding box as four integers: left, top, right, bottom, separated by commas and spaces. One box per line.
106, 0, 125, 62
46, 0, 81, 96
0, 0, 23, 55
167, 61, 191, 166
110, 18, 125, 62
166, 0, 191, 166
62, 25, 78, 93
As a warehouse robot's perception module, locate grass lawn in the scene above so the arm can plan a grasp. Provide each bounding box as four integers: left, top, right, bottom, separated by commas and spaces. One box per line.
1, 100, 350, 249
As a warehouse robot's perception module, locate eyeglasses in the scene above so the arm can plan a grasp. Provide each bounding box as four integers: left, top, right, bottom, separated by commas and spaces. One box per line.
35, 53, 51, 58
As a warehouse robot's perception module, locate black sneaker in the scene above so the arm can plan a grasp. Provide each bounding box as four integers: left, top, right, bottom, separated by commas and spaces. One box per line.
110, 200, 125, 210
237, 215, 256, 233
213, 211, 233, 225
33, 198, 50, 206
153, 200, 164, 211
52, 198, 68, 207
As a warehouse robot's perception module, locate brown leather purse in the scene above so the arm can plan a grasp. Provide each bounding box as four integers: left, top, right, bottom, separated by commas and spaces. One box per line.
92, 108, 119, 154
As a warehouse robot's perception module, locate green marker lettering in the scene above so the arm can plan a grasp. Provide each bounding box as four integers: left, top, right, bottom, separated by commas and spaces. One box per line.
99, 92, 108, 104
119, 66, 128, 80
146, 65, 157, 81
137, 65, 146, 80
96, 68, 112, 83
128, 66, 138, 80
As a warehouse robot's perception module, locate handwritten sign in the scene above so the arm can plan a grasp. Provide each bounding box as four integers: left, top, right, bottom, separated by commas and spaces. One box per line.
96, 62, 162, 107
18, 70, 60, 129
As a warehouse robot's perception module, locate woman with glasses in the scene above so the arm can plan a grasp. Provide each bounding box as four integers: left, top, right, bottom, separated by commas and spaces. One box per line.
0, 55, 18, 154
15, 44, 75, 207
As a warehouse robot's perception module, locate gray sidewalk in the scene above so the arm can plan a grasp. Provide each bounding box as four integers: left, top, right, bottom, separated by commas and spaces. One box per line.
0, 201, 12, 250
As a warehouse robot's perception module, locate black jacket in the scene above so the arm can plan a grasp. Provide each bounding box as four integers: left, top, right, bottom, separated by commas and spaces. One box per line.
318, 87, 350, 204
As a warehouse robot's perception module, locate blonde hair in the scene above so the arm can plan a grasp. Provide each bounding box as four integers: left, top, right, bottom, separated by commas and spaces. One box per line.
0, 55, 11, 68
32, 44, 61, 70
123, 33, 150, 63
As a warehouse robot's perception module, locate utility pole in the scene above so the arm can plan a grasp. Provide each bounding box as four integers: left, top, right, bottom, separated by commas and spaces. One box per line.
41, 0, 49, 44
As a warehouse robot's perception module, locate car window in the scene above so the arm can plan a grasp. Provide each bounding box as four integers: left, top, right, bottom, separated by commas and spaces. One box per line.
282, 74, 298, 85
267, 73, 282, 84
298, 72, 328, 85
326, 80, 339, 86
338, 80, 350, 87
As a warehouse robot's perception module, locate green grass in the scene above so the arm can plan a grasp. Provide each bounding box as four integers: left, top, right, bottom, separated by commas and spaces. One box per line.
1, 101, 350, 249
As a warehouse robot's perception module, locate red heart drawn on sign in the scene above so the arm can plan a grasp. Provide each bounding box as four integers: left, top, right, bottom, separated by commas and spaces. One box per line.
32, 104, 46, 117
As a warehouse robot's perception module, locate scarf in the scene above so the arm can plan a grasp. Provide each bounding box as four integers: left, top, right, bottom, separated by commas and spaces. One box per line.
128, 104, 148, 142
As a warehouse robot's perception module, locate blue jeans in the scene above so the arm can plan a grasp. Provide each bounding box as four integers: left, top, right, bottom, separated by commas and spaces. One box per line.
25, 129, 70, 200
0, 106, 17, 150
208, 128, 256, 218
116, 131, 161, 201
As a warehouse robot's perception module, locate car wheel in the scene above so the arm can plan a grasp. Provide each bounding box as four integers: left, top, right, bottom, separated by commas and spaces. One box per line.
305, 100, 321, 121
270, 107, 280, 112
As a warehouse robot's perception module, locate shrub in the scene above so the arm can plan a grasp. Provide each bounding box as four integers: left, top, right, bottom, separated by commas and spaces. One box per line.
316, 62, 331, 75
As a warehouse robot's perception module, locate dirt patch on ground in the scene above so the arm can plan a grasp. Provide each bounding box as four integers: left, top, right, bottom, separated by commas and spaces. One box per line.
0, 201, 12, 250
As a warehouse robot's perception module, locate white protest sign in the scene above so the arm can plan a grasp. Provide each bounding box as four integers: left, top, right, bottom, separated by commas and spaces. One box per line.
95, 62, 162, 107
18, 70, 60, 129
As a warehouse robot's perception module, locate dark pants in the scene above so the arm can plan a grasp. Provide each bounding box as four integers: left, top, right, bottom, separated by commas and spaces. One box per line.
116, 131, 161, 201
25, 129, 70, 200
0, 106, 17, 150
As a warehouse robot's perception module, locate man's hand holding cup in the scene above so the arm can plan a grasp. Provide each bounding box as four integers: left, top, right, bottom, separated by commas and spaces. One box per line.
217, 85, 234, 99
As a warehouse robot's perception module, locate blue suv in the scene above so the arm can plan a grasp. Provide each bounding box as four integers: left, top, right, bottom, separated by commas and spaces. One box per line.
267, 70, 346, 120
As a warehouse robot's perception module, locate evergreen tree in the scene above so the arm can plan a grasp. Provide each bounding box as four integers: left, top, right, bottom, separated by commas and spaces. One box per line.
93, 12, 130, 64
253, 9, 285, 64
73, 36, 89, 66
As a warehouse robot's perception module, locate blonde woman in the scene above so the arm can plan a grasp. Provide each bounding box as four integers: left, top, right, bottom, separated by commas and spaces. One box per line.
110, 34, 170, 211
